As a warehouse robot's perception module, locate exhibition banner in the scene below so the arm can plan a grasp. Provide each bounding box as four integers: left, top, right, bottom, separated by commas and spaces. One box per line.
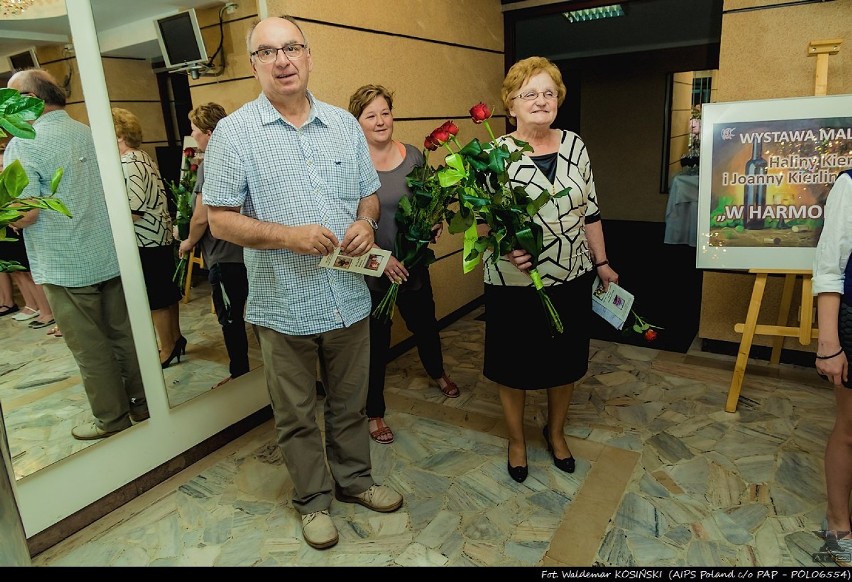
696, 94, 852, 270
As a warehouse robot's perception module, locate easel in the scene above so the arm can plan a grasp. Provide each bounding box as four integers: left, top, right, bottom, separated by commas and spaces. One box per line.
724, 38, 842, 413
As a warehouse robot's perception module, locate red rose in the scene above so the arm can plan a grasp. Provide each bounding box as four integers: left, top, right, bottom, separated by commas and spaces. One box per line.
190, 164, 199, 172
431, 128, 450, 145
469, 102, 492, 124
644, 329, 658, 342
441, 121, 459, 136
183, 147, 195, 158
424, 135, 438, 151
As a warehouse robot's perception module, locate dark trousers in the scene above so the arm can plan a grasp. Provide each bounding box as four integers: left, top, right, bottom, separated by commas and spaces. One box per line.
209, 262, 249, 378
43, 276, 144, 432
367, 271, 444, 418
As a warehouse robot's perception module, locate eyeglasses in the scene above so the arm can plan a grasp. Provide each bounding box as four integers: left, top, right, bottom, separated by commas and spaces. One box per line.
513, 90, 558, 101
251, 44, 307, 63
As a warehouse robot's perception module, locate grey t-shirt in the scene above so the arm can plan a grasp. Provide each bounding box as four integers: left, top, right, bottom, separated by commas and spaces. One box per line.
194, 161, 244, 267
367, 143, 427, 293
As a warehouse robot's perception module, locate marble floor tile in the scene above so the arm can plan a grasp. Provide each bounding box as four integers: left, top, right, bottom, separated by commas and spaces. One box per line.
29, 305, 844, 567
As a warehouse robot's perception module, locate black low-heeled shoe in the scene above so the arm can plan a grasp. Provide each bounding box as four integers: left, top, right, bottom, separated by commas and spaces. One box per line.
507, 447, 528, 483
542, 426, 575, 473
161, 335, 188, 369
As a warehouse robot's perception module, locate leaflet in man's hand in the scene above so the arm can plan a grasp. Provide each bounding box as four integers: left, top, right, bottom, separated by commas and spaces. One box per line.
319, 247, 390, 277
591, 276, 634, 330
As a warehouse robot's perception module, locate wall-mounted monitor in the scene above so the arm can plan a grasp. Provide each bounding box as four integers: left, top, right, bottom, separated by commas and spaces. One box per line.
153, 8, 208, 71
8, 48, 38, 72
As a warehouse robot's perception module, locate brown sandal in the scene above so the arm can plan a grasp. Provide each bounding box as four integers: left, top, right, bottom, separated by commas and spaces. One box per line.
368, 417, 394, 444
438, 374, 460, 398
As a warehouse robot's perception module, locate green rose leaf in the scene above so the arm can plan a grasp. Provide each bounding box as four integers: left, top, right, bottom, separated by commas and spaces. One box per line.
50, 167, 64, 195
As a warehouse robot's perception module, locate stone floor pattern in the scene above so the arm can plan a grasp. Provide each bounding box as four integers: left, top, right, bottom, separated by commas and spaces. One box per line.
29, 304, 841, 567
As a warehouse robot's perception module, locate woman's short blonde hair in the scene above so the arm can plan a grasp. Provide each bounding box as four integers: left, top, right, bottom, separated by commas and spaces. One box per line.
500, 56, 566, 126
111, 107, 143, 148
348, 84, 394, 120
189, 102, 227, 133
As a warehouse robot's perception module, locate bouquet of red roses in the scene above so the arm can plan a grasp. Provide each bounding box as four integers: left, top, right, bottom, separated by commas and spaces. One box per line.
439, 103, 572, 335
168, 147, 201, 291
371, 125, 459, 322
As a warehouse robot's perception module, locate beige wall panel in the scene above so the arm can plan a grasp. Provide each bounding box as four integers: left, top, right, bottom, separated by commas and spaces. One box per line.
700, 0, 850, 348
196, 1, 257, 27
110, 102, 168, 144
391, 119, 508, 159
64, 65, 84, 106
431, 254, 484, 319
270, 0, 503, 52
672, 78, 692, 108
699, 271, 809, 349
389, 254, 484, 345
300, 24, 504, 114
102, 59, 160, 102
669, 134, 689, 165
35, 45, 64, 63
140, 144, 163, 161
717, 1, 851, 102
65, 103, 88, 125
192, 15, 256, 83
190, 78, 262, 116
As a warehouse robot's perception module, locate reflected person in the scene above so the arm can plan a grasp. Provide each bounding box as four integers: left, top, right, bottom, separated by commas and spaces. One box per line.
202, 16, 402, 551
4, 69, 146, 440
179, 102, 249, 388
112, 107, 186, 369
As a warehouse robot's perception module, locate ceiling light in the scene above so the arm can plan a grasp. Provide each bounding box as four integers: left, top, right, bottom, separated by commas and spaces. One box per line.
0, 0, 35, 16
564, 4, 625, 23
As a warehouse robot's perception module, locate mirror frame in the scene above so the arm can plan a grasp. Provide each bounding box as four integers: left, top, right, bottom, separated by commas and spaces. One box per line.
14, 0, 269, 539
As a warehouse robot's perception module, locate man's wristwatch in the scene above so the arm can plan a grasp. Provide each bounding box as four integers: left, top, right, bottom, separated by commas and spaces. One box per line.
356, 216, 378, 231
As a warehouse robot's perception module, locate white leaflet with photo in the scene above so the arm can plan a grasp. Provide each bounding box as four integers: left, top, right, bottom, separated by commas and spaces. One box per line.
591, 276, 635, 330
319, 247, 391, 277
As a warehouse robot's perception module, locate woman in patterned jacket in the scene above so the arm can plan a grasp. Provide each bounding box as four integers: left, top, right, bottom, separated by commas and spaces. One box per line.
482, 57, 619, 483
113, 107, 186, 369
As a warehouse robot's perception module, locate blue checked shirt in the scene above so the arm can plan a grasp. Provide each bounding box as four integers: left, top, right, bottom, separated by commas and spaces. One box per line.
3, 110, 120, 287
202, 92, 381, 335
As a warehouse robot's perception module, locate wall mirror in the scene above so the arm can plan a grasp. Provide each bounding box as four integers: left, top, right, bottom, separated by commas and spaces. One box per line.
92, 7, 263, 410
2, 0, 270, 545
0, 8, 156, 483
663, 68, 717, 191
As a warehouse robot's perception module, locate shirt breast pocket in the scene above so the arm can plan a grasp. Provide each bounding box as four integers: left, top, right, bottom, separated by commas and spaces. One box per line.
319, 156, 360, 200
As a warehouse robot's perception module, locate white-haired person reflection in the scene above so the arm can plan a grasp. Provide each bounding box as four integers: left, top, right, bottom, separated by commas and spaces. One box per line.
4, 69, 146, 440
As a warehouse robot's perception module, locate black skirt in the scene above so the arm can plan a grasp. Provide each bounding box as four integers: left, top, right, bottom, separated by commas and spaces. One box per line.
138, 244, 182, 310
484, 270, 595, 390
0, 230, 30, 269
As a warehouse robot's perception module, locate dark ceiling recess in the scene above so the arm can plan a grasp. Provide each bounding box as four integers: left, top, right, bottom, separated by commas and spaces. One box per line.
502, 0, 723, 68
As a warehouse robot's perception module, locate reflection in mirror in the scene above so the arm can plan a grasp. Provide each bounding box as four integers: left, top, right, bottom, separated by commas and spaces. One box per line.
89, 5, 261, 409
0, 12, 152, 480
0, 0, 262, 485
663, 68, 717, 190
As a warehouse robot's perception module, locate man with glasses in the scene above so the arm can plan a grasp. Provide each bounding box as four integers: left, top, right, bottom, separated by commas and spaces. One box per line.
201, 15, 401, 551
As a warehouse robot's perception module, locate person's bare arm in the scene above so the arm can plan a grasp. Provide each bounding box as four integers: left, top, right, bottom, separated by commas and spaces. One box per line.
585, 220, 618, 290
340, 193, 380, 257
207, 206, 340, 255
178, 194, 209, 258
13, 207, 39, 228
